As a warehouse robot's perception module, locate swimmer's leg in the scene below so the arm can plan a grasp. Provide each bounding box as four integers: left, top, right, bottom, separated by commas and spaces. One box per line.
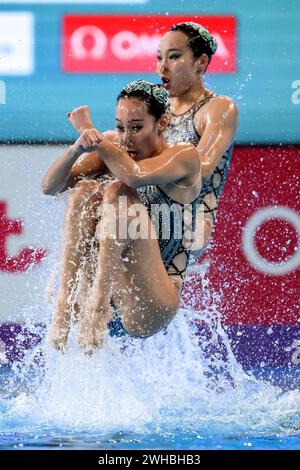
49, 179, 105, 351
78, 181, 181, 352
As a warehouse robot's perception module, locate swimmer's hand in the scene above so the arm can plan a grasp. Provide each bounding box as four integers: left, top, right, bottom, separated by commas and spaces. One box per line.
73, 128, 104, 155
67, 105, 94, 134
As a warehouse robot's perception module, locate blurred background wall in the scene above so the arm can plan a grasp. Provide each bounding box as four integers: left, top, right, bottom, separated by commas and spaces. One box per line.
0, 0, 299, 144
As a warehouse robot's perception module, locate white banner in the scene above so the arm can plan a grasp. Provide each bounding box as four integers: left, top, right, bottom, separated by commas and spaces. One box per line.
0, 12, 34, 76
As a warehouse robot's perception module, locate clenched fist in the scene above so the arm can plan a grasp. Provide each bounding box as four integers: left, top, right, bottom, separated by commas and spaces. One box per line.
67, 105, 94, 134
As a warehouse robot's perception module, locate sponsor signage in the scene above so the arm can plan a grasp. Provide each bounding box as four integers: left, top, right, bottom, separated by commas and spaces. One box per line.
62, 15, 236, 73
186, 146, 300, 326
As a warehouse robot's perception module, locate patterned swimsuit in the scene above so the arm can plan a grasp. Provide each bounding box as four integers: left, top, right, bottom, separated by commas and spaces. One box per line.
135, 94, 234, 281
108, 93, 234, 337
164, 93, 233, 227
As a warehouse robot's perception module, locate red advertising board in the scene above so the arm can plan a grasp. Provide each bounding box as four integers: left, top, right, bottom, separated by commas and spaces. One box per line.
62, 15, 236, 73
0, 201, 46, 273
184, 146, 300, 326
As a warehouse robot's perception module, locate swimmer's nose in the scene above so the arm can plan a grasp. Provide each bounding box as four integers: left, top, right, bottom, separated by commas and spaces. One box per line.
121, 129, 133, 146
156, 58, 168, 74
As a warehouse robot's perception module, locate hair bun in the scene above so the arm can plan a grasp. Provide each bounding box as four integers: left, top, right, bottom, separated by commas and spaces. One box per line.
122, 80, 168, 107
173, 21, 218, 55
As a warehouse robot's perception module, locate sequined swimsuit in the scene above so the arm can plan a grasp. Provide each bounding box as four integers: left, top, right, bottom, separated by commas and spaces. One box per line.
136, 179, 202, 283
108, 176, 202, 338
164, 93, 233, 226
108, 94, 234, 337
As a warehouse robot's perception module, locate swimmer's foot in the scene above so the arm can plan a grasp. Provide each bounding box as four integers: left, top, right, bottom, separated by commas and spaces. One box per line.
47, 317, 70, 352
78, 326, 106, 355
78, 302, 110, 354
47, 300, 72, 352
72, 302, 81, 322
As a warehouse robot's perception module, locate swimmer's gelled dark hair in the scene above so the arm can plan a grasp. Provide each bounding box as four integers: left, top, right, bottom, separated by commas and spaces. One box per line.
117, 80, 168, 120
169, 22, 217, 64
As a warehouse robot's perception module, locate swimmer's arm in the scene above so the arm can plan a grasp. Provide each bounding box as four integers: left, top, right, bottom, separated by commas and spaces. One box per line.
69, 131, 119, 179
95, 138, 199, 188
41, 131, 118, 195
41, 144, 86, 195
69, 151, 106, 181
194, 96, 238, 180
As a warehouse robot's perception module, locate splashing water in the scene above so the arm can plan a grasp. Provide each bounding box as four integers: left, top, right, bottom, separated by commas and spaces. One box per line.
1, 263, 300, 450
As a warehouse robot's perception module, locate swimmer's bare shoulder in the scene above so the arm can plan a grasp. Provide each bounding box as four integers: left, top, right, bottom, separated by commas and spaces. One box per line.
192, 95, 238, 179
206, 95, 237, 118
194, 94, 238, 137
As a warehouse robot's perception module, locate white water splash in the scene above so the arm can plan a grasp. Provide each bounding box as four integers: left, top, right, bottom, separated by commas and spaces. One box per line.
1, 283, 300, 440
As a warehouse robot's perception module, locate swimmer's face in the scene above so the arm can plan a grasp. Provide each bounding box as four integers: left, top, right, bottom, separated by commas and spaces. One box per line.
116, 98, 163, 160
156, 31, 205, 97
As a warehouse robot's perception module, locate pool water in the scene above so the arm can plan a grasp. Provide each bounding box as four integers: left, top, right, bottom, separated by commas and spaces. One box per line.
1, 312, 300, 450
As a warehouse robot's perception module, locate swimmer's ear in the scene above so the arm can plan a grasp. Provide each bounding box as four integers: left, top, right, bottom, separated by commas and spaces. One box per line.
158, 114, 169, 134
195, 53, 209, 74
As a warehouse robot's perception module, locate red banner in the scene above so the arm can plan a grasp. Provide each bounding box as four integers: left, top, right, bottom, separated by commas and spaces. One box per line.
0, 201, 46, 273
62, 14, 236, 73
185, 146, 300, 326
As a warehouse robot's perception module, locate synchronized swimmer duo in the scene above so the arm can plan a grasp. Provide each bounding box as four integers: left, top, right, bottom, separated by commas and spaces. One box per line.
42, 22, 238, 353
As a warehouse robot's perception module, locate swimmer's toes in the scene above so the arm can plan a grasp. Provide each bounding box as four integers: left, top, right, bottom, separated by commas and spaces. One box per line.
48, 333, 67, 353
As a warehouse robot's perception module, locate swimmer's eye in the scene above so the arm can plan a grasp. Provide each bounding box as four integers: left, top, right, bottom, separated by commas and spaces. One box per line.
116, 126, 142, 133
157, 54, 180, 62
